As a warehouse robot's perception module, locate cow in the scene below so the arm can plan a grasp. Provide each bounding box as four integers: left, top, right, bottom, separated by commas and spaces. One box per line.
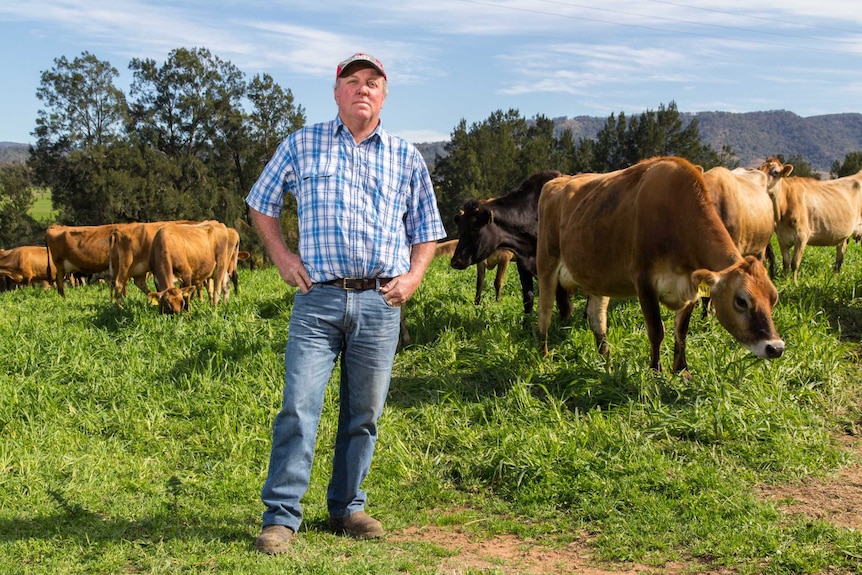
109, 220, 199, 307
0, 245, 54, 287
148, 220, 233, 308
147, 286, 197, 315
450, 170, 573, 318
759, 157, 862, 281
537, 156, 785, 373
435, 238, 514, 305
700, 166, 780, 316
217, 226, 250, 303
46, 223, 136, 297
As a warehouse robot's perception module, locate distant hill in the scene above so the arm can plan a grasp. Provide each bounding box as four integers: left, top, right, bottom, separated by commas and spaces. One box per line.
417, 110, 862, 173
6, 110, 861, 172
0, 142, 29, 164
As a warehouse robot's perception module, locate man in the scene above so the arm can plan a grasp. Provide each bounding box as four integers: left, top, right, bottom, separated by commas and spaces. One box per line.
246, 52, 446, 554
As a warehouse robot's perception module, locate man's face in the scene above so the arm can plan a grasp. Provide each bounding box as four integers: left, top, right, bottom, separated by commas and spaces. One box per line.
334, 66, 386, 126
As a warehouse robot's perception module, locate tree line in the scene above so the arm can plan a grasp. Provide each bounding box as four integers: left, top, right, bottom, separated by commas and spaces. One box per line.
2, 48, 861, 250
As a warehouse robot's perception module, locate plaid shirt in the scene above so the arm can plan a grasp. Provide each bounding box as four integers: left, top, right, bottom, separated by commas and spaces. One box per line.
246, 116, 446, 283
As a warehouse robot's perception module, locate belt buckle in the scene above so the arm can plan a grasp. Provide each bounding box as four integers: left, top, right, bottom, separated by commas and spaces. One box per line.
341, 278, 354, 290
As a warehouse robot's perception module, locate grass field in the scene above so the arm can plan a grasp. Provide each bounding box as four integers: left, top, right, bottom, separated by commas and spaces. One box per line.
1, 240, 862, 574
27, 188, 57, 222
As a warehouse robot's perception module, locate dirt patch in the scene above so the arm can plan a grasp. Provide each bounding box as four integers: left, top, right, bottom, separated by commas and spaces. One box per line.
392, 435, 862, 574
755, 434, 862, 530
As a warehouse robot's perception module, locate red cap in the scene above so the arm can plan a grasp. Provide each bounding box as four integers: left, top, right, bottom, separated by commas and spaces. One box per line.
336, 53, 386, 80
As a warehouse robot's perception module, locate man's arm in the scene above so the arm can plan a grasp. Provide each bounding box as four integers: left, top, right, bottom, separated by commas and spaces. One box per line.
249, 208, 312, 293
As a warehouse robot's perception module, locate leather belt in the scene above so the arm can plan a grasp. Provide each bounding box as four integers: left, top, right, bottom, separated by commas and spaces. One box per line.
322, 277, 392, 290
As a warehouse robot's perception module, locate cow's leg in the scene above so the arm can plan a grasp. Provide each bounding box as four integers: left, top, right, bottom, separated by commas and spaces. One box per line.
556, 284, 574, 321
493, 258, 509, 302
673, 302, 696, 374
790, 238, 808, 282
537, 260, 559, 356
516, 261, 534, 315
586, 295, 611, 357
637, 286, 664, 372
834, 239, 849, 274
474, 261, 487, 305
779, 239, 792, 277
54, 263, 66, 297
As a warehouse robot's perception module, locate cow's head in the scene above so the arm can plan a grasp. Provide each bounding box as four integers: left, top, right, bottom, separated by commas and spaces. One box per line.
692, 256, 784, 359
450, 199, 498, 270
148, 286, 197, 315
759, 156, 793, 183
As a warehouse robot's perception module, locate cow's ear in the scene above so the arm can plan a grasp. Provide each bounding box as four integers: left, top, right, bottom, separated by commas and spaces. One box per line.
478, 209, 494, 225
148, 291, 162, 305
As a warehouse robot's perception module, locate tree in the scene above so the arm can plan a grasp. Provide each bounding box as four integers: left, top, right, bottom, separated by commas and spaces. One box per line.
831, 151, 862, 178
34, 52, 126, 152
0, 164, 40, 246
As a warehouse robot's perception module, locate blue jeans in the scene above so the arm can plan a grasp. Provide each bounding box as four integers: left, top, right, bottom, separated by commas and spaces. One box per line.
260, 283, 402, 532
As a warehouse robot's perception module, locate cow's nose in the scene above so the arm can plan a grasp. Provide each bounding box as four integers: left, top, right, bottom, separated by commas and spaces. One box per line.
765, 340, 785, 359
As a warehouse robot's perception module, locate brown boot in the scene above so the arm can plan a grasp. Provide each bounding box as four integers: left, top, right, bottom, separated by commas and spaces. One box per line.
254, 524, 295, 554
329, 511, 384, 539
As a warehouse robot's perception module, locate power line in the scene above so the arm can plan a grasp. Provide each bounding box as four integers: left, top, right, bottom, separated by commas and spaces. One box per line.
455, 0, 862, 57
644, 0, 861, 37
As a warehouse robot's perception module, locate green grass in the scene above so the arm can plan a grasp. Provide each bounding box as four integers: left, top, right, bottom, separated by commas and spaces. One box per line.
27, 188, 57, 222
2, 240, 862, 574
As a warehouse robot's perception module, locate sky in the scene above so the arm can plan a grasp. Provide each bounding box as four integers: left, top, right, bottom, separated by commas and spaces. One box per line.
1, 0, 860, 146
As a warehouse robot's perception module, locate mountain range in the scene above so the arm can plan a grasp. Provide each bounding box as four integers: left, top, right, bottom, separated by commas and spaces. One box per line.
3, 110, 861, 173
416, 110, 862, 174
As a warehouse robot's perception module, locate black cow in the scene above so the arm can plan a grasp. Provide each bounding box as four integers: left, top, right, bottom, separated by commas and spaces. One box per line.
450, 169, 572, 317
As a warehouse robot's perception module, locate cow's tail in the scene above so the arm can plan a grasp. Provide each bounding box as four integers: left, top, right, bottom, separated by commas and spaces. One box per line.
45, 244, 53, 287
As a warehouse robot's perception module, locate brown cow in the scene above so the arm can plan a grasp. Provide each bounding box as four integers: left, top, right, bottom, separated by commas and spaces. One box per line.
109, 220, 198, 306
46, 223, 136, 296
759, 157, 862, 281
148, 220, 233, 308
537, 156, 785, 373
704, 166, 779, 266
435, 238, 514, 305
0, 246, 54, 287
147, 286, 197, 315
217, 226, 250, 303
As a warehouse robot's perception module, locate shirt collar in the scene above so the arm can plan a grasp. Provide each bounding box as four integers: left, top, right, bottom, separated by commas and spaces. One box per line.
334, 115, 384, 144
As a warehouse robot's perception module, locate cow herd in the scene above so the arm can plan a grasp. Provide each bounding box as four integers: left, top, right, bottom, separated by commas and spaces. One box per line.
447, 155, 862, 373
0, 219, 247, 314
3, 155, 861, 371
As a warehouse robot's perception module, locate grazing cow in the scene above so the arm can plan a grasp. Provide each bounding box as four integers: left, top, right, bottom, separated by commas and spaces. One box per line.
450, 170, 572, 317
0, 246, 54, 287
537, 156, 785, 373
148, 220, 233, 307
435, 238, 514, 304
46, 223, 135, 297
759, 157, 862, 281
700, 166, 780, 316
109, 220, 198, 306
147, 286, 197, 315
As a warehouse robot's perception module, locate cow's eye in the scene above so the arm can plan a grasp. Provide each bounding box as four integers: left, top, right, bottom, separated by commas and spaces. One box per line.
734, 295, 748, 312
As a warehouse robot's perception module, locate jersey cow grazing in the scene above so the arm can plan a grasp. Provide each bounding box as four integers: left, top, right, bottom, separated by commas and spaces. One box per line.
46, 223, 134, 296
148, 220, 233, 311
700, 166, 780, 316
759, 156, 862, 281
450, 170, 572, 317
537, 156, 785, 373
0, 246, 54, 288
109, 220, 198, 307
